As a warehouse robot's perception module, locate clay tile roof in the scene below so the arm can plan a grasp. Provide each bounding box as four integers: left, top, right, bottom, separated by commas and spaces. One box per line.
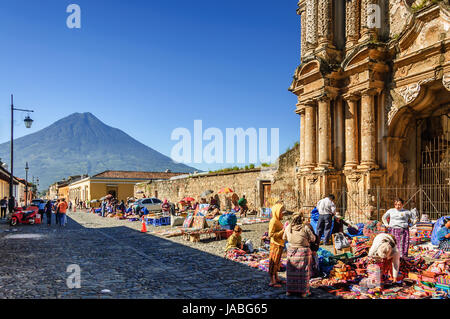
92, 170, 185, 180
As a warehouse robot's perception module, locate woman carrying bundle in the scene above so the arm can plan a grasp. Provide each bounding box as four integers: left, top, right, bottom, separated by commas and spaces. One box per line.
283, 213, 316, 297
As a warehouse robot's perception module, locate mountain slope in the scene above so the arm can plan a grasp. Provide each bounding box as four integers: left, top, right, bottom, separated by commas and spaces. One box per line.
0, 112, 196, 190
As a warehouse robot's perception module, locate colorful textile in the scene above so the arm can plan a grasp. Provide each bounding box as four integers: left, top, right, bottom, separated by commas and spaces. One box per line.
269, 242, 283, 275
439, 240, 450, 252
389, 227, 409, 258
286, 247, 312, 294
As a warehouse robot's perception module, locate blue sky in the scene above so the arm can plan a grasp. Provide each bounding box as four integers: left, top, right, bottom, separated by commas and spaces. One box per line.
0, 0, 301, 172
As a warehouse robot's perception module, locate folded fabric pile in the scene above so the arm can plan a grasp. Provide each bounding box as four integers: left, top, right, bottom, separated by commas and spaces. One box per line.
237, 218, 270, 225
363, 221, 387, 237
351, 236, 370, 258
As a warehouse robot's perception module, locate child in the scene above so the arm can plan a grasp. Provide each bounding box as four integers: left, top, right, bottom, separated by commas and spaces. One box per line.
225, 226, 244, 252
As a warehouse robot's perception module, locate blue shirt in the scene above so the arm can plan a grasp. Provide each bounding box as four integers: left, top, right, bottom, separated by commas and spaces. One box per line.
437, 226, 450, 242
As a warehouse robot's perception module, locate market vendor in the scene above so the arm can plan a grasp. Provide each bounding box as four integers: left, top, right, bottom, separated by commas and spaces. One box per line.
268, 202, 286, 288
225, 226, 244, 252
437, 217, 450, 251
368, 233, 401, 283
382, 198, 417, 258
332, 212, 353, 235
282, 213, 316, 297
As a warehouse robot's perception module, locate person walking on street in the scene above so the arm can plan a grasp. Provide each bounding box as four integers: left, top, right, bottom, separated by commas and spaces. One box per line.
44, 200, 53, 226
7, 196, 16, 217
382, 198, 416, 258
57, 198, 68, 227
54, 199, 61, 225
0, 197, 7, 219
316, 194, 336, 245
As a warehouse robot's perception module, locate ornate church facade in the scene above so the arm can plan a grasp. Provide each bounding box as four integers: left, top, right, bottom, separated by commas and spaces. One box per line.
289, 0, 450, 220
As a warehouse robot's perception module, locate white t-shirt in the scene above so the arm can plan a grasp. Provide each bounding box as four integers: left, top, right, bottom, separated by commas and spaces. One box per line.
382, 208, 416, 229
317, 197, 336, 215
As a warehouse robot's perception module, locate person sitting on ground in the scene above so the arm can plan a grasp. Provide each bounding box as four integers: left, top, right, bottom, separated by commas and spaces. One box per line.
225, 225, 244, 252
368, 233, 401, 283
283, 213, 316, 297
437, 217, 450, 252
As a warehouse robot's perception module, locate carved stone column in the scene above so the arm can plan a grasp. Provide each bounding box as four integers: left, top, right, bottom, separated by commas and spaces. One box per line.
318, 0, 333, 48
299, 107, 306, 168
344, 95, 359, 170
346, 0, 360, 50
305, 0, 318, 54
304, 102, 317, 169
360, 0, 378, 42
297, 5, 307, 59
317, 96, 332, 169
360, 90, 378, 169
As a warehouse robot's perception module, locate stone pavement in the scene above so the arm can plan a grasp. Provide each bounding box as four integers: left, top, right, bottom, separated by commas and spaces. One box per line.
0, 211, 337, 299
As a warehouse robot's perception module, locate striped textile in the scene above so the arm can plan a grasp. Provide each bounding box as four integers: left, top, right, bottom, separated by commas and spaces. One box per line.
286, 247, 312, 294
389, 227, 409, 258
438, 240, 450, 252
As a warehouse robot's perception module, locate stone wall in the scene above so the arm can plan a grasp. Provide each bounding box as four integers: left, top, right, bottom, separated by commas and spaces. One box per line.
135, 169, 263, 211
134, 144, 302, 213
270, 143, 300, 212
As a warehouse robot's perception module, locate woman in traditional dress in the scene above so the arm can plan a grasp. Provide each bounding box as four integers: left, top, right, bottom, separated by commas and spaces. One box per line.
368, 233, 401, 283
268, 202, 285, 288
283, 213, 316, 297
437, 217, 450, 252
382, 198, 416, 258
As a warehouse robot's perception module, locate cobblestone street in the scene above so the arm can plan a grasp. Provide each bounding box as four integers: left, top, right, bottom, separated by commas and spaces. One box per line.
0, 211, 336, 299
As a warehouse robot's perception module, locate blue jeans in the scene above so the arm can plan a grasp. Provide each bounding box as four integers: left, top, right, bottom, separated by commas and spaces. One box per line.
57, 213, 66, 226
317, 214, 333, 244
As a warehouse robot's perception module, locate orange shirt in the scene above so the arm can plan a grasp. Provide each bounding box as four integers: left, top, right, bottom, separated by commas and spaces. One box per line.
58, 201, 68, 214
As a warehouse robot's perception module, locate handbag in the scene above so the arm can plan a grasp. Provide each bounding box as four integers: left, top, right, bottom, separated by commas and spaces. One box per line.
334, 232, 350, 250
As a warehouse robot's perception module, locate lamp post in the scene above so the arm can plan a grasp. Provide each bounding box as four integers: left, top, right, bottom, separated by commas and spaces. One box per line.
25, 162, 29, 207
9, 94, 34, 205
36, 177, 39, 198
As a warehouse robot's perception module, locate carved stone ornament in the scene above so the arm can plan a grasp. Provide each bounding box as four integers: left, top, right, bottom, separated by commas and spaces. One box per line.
347, 174, 361, 184
398, 78, 434, 104
307, 176, 318, 185
444, 74, 450, 91
388, 77, 434, 124
306, 0, 318, 46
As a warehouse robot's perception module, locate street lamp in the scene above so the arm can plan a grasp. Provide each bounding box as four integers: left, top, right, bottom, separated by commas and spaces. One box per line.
9, 94, 34, 206
25, 162, 29, 207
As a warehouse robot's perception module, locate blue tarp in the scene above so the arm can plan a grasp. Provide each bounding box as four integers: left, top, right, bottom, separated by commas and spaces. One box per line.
310, 207, 334, 240
431, 216, 450, 245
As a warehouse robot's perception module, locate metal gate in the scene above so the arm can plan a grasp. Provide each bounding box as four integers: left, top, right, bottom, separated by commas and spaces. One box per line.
419, 113, 450, 220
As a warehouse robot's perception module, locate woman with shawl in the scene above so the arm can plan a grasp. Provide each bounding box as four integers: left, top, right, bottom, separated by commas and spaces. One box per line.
268, 202, 285, 288
283, 213, 316, 297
